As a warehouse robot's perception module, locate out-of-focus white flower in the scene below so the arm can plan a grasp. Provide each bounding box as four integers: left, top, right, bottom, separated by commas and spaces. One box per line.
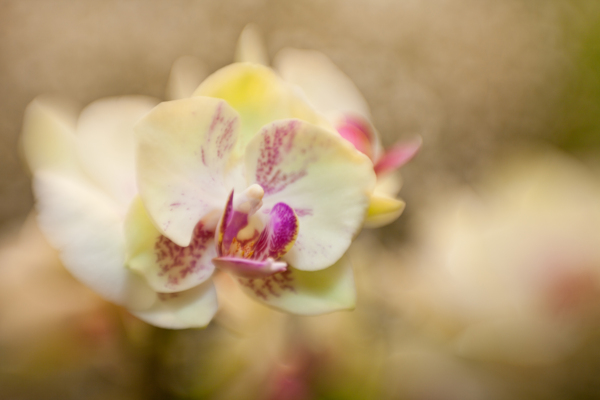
398, 150, 600, 365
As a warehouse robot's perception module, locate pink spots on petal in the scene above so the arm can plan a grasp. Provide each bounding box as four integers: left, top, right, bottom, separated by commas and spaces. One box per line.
154, 221, 215, 288
169, 202, 183, 212
239, 269, 296, 300
208, 102, 224, 136
199, 101, 238, 169
255, 120, 310, 195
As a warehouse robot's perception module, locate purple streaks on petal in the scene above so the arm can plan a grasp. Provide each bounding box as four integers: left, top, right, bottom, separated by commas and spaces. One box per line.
255, 120, 309, 195
154, 221, 215, 289
253, 202, 299, 261
213, 256, 287, 278
238, 269, 296, 300
200, 101, 238, 170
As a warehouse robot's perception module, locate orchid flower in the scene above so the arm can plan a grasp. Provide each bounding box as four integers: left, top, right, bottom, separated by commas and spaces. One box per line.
128, 63, 375, 317
22, 59, 375, 328
232, 24, 421, 228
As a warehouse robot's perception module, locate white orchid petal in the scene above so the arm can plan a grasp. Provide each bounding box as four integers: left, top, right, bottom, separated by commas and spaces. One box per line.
125, 197, 216, 293
76, 96, 159, 208
166, 55, 209, 100
245, 119, 376, 271
274, 48, 371, 121
33, 171, 155, 310
136, 97, 240, 247
235, 23, 269, 66
20, 96, 81, 176
237, 254, 356, 315
132, 280, 218, 329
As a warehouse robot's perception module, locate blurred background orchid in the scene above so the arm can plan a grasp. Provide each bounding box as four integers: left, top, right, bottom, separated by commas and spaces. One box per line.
4, 0, 600, 399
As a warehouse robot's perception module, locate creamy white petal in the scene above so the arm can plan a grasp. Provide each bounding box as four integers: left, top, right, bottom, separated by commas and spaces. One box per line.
33, 171, 155, 310
237, 254, 356, 315
125, 197, 216, 293
135, 97, 240, 247
235, 23, 269, 66
166, 55, 209, 100
20, 96, 82, 176
131, 280, 218, 329
76, 96, 159, 208
245, 119, 376, 271
274, 48, 371, 121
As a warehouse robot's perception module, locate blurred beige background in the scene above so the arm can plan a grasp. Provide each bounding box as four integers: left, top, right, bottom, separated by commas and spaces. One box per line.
0, 0, 579, 232
4, 1, 600, 399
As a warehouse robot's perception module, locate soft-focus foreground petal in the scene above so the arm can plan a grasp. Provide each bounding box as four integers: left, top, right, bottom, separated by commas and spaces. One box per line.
125, 197, 216, 293
20, 96, 81, 176
132, 280, 218, 329
33, 171, 155, 310
274, 48, 371, 121
237, 254, 355, 315
364, 193, 406, 228
245, 119, 376, 271
136, 97, 240, 247
166, 55, 209, 100
77, 96, 159, 208
235, 23, 269, 66
193, 63, 324, 150
373, 136, 422, 176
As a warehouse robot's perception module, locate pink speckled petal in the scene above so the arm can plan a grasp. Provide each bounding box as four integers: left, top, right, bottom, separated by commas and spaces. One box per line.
33, 171, 156, 311
136, 97, 240, 247
132, 280, 218, 329
245, 119, 376, 271
213, 256, 287, 278
374, 136, 422, 176
253, 202, 298, 261
125, 197, 216, 293
237, 253, 355, 315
